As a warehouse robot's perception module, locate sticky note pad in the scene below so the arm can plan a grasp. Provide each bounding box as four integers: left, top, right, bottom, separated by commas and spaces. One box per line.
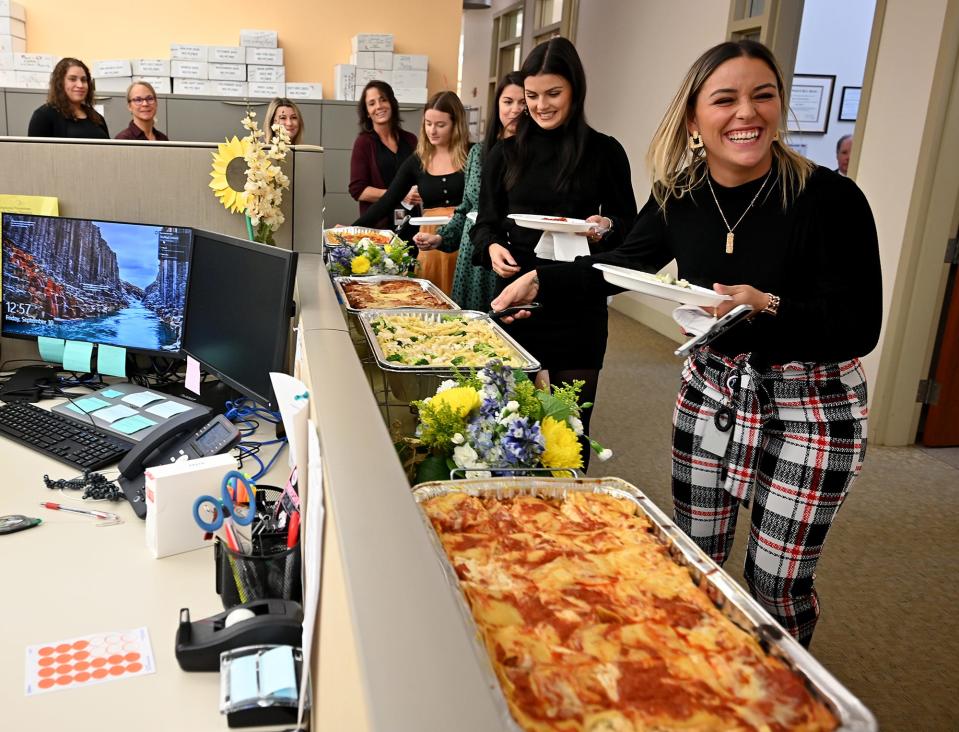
145, 400, 192, 418
258, 646, 297, 700
38, 337, 65, 364
62, 340, 94, 373
122, 391, 165, 408
112, 414, 157, 435
91, 404, 138, 424
186, 356, 202, 395
73, 396, 111, 413
97, 344, 127, 377
100, 388, 123, 398
64, 403, 85, 415
229, 655, 259, 704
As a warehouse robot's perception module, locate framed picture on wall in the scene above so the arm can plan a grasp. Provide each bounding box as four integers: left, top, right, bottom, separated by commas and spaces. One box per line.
838, 86, 862, 122
788, 74, 836, 134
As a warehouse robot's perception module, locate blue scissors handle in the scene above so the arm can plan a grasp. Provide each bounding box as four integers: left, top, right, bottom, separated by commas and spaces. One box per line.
191, 471, 257, 533
193, 494, 225, 532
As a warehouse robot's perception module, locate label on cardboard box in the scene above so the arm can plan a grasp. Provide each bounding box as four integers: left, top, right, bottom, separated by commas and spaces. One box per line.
15, 69, 49, 88
93, 60, 133, 78
351, 33, 393, 52
208, 62, 246, 81
249, 81, 284, 98
171, 60, 208, 79
245, 47, 283, 66
392, 69, 426, 88
247, 64, 285, 83
94, 76, 132, 93
373, 52, 393, 70
355, 67, 389, 87
170, 44, 207, 61
393, 54, 429, 71
173, 77, 211, 95
239, 29, 278, 48
0, 1, 26, 21
285, 82, 322, 100
394, 87, 428, 104
210, 80, 248, 97
133, 58, 170, 76
135, 75, 171, 94
208, 45, 245, 64
0, 34, 25, 54
14, 53, 58, 72
0, 16, 24, 38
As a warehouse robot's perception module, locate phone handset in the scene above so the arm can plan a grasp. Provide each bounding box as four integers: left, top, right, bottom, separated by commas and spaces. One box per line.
118, 409, 214, 479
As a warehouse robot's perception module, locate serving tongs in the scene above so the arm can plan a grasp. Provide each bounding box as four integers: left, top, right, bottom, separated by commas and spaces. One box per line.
487, 302, 542, 320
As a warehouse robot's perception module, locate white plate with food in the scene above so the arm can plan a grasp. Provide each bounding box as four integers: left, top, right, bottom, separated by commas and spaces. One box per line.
509, 213, 599, 234
593, 263, 731, 307
409, 215, 451, 226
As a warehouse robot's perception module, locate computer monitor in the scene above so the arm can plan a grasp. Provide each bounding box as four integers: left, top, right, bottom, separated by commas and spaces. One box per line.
181, 229, 297, 411
1, 213, 193, 355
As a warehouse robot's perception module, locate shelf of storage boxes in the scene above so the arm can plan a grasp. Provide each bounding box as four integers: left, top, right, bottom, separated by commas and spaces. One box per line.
334, 34, 428, 105
0, 0, 43, 90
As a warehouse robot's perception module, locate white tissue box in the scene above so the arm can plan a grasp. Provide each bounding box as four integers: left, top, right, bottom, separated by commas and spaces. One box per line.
248, 81, 283, 98
247, 64, 284, 83
393, 54, 428, 71
245, 47, 282, 66
285, 82, 322, 100
93, 59, 132, 78
209, 62, 246, 81
170, 43, 207, 61
171, 60, 208, 79
208, 45, 245, 64
239, 29, 278, 48
210, 80, 247, 97
351, 33, 393, 52
133, 58, 170, 76
173, 77, 211, 95
14, 52, 56, 71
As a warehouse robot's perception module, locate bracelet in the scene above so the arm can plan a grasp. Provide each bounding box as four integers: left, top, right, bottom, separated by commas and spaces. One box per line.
762, 292, 780, 316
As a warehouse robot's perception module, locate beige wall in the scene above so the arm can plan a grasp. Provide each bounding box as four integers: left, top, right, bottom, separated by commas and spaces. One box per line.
20, 1, 462, 97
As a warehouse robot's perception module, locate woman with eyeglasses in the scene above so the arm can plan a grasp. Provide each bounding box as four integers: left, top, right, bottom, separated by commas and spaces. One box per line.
115, 81, 168, 141
28, 57, 109, 139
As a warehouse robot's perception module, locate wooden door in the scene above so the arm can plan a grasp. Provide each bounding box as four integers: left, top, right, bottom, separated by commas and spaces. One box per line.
922, 262, 959, 446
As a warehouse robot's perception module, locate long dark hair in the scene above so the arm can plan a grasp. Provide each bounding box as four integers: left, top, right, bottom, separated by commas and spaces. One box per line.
357, 80, 403, 139
483, 71, 525, 154
505, 37, 588, 191
47, 57, 106, 128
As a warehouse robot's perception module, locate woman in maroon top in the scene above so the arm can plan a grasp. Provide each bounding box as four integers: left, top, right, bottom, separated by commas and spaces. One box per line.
114, 81, 168, 141
349, 80, 418, 228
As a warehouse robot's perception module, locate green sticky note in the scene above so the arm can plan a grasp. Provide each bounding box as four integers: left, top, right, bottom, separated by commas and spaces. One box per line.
100, 388, 123, 398
112, 414, 157, 435
38, 337, 65, 364
64, 403, 85, 414
73, 396, 111, 413
62, 340, 94, 373
97, 344, 127, 377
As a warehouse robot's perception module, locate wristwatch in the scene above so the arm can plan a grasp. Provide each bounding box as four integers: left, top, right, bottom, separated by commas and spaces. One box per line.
762, 293, 780, 316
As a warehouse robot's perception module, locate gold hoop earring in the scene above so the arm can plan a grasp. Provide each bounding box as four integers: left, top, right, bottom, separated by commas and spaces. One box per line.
688, 131, 704, 150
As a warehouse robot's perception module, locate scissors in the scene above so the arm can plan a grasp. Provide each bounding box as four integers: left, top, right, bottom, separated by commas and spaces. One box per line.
192, 471, 257, 538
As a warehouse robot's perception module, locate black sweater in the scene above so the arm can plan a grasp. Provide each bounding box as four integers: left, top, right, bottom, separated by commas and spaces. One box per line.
537, 166, 882, 366
353, 153, 465, 227
28, 104, 110, 139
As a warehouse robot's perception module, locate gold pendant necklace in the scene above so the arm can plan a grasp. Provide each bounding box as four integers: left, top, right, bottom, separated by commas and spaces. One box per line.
706, 169, 773, 255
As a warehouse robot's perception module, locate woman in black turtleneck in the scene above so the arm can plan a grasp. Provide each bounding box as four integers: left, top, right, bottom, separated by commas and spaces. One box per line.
470, 37, 636, 453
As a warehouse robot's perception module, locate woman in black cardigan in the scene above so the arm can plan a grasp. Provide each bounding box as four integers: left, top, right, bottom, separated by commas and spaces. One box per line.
28, 58, 109, 139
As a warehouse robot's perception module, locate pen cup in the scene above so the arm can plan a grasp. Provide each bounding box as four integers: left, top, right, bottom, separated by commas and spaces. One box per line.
214, 535, 302, 610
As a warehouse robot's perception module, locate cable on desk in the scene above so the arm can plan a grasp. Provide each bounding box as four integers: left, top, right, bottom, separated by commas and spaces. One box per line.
235, 439, 287, 483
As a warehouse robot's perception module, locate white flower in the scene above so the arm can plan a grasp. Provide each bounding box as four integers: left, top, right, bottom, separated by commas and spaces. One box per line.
597, 448, 612, 461
436, 379, 458, 393
505, 400, 519, 413
451, 432, 465, 445
453, 444, 482, 468
568, 416, 584, 436
465, 470, 492, 479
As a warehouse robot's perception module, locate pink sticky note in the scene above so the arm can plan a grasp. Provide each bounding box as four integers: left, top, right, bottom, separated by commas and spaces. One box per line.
186, 356, 202, 395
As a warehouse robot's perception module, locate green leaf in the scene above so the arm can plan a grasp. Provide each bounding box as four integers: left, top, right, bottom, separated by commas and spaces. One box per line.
451, 356, 466, 365
415, 454, 452, 484
387, 354, 404, 362
537, 391, 574, 422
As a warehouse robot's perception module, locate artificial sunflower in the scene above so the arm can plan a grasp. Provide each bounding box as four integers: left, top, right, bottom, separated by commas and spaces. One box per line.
540, 416, 583, 475
209, 136, 251, 213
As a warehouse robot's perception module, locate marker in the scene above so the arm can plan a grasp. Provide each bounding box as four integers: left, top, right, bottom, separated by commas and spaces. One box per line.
286, 511, 300, 548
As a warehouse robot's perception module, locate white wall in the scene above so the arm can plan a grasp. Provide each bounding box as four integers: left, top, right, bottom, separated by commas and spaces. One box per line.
791, 0, 876, 168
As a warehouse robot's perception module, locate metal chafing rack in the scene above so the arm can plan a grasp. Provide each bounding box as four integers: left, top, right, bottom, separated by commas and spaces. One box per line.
412, 476, 877, 732
332, 275, 458, 314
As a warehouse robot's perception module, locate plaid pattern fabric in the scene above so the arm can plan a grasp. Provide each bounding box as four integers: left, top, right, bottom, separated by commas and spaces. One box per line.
672, 348, 868, 645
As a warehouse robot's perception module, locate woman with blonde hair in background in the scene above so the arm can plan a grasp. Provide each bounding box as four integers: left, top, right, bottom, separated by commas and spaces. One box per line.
264, 97, 303, 145
115, 81, 168, 140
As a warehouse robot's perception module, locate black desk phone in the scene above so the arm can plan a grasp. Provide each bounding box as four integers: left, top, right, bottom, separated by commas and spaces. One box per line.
117, 411, 242, 520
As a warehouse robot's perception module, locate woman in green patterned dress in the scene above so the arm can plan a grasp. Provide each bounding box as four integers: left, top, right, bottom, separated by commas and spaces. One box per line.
412, 73, 525, 311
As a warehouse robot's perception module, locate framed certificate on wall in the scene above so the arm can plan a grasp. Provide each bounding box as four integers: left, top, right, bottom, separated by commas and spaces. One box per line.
788, 74, 836, 134
838, 86, 862, 122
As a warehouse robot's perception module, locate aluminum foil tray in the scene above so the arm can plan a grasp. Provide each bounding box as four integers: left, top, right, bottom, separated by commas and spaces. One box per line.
412, 476, 877, 732
332, 275, 458, 314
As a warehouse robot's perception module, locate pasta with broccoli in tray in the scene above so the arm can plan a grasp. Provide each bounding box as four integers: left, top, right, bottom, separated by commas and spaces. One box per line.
369, 314, 523, 368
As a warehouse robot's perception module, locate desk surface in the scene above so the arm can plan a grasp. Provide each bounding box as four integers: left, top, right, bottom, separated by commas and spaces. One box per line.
0, 401, 287, 731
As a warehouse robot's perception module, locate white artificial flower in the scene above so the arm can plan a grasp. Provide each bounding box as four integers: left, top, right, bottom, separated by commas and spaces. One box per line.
451, 432, 465, 445
436, 379, 458, 393
505, 400, 519, 413
597, 448, 612, 461
453, 444, 480, 468
568, 416, 584, 436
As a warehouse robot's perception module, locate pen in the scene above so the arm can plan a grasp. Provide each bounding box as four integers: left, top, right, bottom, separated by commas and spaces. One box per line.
41, 502, 115, 520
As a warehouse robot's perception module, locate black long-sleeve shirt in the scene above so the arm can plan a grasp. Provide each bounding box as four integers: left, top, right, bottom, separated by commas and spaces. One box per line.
353, 153, 465, 228
537, 166, 882, 366
28, 104, 109, 139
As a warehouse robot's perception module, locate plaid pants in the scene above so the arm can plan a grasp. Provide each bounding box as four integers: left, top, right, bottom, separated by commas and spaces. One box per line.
672, 349, 868, 645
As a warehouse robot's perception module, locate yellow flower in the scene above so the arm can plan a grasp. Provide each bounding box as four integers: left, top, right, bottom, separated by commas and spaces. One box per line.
351, 255, 371, 274
540, 416, 583, 475
431, 386, 481, 417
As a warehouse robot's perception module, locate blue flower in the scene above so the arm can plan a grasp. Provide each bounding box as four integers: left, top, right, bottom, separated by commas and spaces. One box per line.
499, 416, 545, 466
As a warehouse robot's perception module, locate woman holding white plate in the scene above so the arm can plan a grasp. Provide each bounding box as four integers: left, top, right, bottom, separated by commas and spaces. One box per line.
470, 38, 636, 450
491, 40, 882, 647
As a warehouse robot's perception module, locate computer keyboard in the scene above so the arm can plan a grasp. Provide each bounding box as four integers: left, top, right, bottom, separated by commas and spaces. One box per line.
0, 401, 134, 471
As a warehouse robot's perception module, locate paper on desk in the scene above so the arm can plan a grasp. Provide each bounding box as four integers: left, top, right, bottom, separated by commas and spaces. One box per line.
121, 391, 164, 408
270, 372, 309, 496
145, 400, 192, 418
91, 403, 138, 424
298, 419, 324, 727
533, 231, 590, 262
113, 414, 157, 435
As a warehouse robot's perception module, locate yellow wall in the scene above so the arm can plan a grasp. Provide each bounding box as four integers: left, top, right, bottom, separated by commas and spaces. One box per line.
20, 1, 463, 96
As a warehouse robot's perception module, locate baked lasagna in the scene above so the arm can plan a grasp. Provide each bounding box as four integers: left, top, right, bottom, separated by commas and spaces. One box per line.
325, 229, 394, 247
369, 314, 523, 367
340, 279, 452, 310
422, 491, 837, 731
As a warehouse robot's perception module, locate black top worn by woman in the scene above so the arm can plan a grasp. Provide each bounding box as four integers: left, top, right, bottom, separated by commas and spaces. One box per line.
538, 166, 882, 366
470, 123, 636, 369
28, 104, 110, 139
353, 153, 466, 228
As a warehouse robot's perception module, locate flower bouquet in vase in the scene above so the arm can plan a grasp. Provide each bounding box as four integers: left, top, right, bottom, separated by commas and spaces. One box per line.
327, 234, 416, 277
408, 361, 611, 484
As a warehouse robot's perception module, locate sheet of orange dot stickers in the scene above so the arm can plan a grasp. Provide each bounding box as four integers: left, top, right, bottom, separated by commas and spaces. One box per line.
24, 627, 155, 695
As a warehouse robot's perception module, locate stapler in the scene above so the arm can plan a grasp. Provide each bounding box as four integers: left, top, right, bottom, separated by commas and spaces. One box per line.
175, 599, 303, 672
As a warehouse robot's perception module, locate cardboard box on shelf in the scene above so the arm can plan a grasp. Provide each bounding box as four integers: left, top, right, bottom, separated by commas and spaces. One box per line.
208, 45, 245, 64
394, 87, 428, 104
209, 80, 248, 97
173, 77, 211, 95
170, 44, 207, 61
245, 47, 282, 66
14, 69, 47, 88
393, 54, 429, 71
239, 29, 278, 48
334, 64, 355, 101
93, 60, 132, 78
373, 52, 393, 70
14, 53, 57, 72
94, 76, 132, 93
0, 1, 26, 21
349, 51, 374, 69
0, 16, 24, 39
351, 33, 393, 52
355, 67, 389, 88
392, 69, 426, 88
208, 62, 245, 81
171, 60, 208, 79
247, 64, 285, 83
133, 58, 170, 76
0, 34, 25, 54
285, 82, 322, 100
248, 81, 284, 98
134, 75, 171, 94
0, 50, 12, 69
0, 67, 14, 86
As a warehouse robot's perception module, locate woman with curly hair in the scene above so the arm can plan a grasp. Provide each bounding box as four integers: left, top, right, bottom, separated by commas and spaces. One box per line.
28, 58, 109, 139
